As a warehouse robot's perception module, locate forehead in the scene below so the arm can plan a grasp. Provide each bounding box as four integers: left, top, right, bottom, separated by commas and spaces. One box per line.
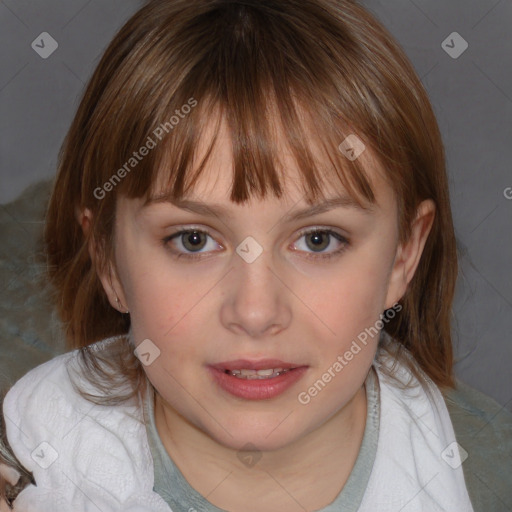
147, 111, 396, 217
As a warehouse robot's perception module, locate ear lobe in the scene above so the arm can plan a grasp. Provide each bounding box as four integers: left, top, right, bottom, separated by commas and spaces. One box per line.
95, 252, 130, 314
384, 199, 436, 309
106, 264, 130, 314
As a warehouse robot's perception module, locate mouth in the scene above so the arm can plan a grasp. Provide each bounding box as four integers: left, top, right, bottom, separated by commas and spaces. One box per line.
213, 358, 301, 376
224, 367, 294, 379
208, 359, 308, 400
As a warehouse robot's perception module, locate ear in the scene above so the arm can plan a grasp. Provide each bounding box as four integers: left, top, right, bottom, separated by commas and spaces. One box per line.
76, 206, 91, 236
76, 207, 130, 314
384, 199, 436, 310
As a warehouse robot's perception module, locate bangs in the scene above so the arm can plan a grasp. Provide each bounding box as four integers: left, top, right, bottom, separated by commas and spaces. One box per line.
99, 0, 379, 210
127, 93, 376, 209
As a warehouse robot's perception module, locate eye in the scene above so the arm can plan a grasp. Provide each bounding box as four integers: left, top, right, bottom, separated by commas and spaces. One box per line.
163, 228, 220, 260
292, 228, 349, 261
162, 226, 350, 261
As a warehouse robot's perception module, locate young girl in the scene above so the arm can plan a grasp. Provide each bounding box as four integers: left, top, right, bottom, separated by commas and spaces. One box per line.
1, 0, 511, 510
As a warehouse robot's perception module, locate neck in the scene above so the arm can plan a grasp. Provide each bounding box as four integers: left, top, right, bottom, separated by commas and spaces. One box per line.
153, 384, 368, 512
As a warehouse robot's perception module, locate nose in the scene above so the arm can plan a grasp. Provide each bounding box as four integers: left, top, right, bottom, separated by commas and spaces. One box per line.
219, 246, 292, 339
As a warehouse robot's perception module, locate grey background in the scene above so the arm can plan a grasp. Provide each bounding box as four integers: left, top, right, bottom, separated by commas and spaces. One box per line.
0, 1, 511, 409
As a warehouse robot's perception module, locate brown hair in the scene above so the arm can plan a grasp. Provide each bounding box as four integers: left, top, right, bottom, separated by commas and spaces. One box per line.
44, 0, 457, 403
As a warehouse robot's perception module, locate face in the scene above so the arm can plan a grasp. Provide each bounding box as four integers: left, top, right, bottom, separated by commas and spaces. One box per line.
96, 116, 432, 453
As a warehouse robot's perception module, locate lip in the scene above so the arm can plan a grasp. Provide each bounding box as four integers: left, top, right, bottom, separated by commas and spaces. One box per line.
212, 359, 302, 371
208, 360, 309, 400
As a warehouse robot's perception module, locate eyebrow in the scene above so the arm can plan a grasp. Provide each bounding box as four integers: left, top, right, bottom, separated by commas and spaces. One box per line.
144, 193, 375, 221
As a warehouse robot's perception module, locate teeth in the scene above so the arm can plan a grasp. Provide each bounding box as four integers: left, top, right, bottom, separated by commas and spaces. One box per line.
226, 368, 291, 379
254, 369, 276, 376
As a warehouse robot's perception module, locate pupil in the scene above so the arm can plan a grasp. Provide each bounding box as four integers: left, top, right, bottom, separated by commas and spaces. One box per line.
183, 231, 205, 251
188, 232, 201, 245
308, 231, 328, 251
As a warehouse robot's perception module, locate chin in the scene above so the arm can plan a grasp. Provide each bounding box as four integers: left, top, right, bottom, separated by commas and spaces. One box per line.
203, 415, 306, 454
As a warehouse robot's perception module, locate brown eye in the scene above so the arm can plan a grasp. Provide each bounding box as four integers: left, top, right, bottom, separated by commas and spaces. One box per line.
304, 230, 331, 252
163, 228, 220, 260
179, 230, 208, 252
293, 228, 349, 261
162, 227, 349, 262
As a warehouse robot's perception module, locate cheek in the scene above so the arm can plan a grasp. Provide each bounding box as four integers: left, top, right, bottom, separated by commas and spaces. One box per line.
114, 239, 183, 333
303, 253, 391, 342
119, 250, 215, 352
129, 272, 193, 339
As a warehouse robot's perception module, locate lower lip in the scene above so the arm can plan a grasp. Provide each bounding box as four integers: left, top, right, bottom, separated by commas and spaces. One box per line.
208, 366, 308, 400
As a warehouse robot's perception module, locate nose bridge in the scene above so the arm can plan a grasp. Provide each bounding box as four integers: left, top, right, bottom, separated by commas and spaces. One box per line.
220, 235, 291, 337
233, 236, 280, 306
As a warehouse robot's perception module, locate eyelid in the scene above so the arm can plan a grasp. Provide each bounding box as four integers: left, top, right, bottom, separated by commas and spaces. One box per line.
162, 224, 350, 261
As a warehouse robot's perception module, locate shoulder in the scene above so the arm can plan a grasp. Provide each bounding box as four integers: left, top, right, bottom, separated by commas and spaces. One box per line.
441, 379, 512, 511
3, 341, 142, 461
3, 349, 78, 441
3, 340, 132, 441
3, 335, 136, 438
2, 338, 163, 511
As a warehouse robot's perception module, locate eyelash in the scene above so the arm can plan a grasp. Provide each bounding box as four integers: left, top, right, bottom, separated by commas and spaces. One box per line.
162, 226, 350, 262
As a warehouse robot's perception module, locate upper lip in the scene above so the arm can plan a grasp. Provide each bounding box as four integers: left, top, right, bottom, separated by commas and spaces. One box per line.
211, 359, 306, 371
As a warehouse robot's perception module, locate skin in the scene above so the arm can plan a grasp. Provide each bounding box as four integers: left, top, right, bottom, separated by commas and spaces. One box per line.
81, 116, 435, 512
0, 463, 20, 511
